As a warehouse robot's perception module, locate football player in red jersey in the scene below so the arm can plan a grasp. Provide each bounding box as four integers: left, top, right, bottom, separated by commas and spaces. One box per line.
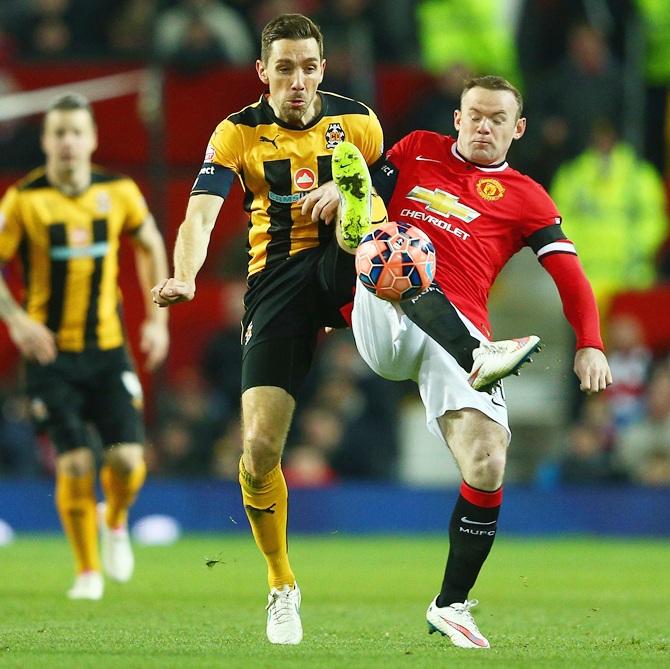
351, 75, 612, 649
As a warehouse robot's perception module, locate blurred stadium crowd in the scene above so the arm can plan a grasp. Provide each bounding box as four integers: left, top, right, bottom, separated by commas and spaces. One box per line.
1, 0, 670, 488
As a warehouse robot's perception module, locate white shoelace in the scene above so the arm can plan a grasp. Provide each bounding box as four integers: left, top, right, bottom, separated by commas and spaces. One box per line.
451, 598, 480, 621
266, 590, 298, 625
479, 341, 515, 354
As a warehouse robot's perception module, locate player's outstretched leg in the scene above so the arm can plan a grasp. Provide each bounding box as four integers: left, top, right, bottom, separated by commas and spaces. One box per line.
426, 597, 490, 649
332, 140, 371, 250
468, 336, 543, 392
266, 583, 303, 645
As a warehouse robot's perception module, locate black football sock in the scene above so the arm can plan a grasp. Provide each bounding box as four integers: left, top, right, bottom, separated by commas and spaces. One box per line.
436, 481, 502, 607
401, 285, 480, 371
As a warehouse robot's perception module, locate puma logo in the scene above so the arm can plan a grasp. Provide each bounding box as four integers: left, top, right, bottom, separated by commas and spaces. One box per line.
260, 135, 279, 149
245, 503, 277, 515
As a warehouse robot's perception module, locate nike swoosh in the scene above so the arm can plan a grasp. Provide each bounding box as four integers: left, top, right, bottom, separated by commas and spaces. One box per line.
442, 618, 488, 647
416, 156, 442, 163
461, 517, 497, 525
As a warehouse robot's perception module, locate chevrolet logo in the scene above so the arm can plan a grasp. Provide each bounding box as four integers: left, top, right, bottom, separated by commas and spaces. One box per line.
407, 186, 480, 223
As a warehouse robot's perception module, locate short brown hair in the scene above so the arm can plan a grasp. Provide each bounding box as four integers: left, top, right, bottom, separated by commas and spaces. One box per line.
44, 93, 96, 127
260, 14, 324, 63
461, 76, 523, 118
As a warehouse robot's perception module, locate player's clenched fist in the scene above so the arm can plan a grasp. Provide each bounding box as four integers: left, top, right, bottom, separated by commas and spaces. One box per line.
151, 278, 195, 306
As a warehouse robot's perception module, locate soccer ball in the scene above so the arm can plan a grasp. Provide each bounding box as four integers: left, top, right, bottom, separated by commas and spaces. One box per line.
355, 221, 436, 302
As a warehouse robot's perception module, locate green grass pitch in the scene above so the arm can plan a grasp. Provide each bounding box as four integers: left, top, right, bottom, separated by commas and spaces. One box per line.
0, 534, 668, 668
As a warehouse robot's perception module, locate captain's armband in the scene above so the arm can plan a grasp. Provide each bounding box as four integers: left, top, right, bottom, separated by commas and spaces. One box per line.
191, 163, 235, 198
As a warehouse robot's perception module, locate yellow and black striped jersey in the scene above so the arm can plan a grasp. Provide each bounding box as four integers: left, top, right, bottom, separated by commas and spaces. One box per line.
0, 167, 148, 352
191, 91, 384, 276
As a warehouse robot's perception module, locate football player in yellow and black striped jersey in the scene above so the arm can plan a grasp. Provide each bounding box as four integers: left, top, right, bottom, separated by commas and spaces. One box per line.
152, 13, 385, 645
192, 87, 384, 276
0, 93, 170, 600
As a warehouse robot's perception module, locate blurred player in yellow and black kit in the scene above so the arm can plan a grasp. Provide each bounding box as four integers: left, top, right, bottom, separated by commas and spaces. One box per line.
153, 14, 384, 644
0, 94, 170, 600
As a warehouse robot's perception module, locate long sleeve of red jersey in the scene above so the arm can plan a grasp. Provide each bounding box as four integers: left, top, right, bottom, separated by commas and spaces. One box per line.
540, 253, 604, 350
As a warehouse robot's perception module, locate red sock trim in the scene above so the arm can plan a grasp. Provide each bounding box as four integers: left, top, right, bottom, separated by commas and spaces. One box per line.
339, 300, 354, 327
460, 481, 502, 508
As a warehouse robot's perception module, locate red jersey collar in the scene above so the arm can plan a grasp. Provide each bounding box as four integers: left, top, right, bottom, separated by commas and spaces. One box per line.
451, 141, 509, 172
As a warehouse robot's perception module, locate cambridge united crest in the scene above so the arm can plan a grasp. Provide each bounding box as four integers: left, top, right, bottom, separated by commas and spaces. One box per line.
325, 122, 345, 149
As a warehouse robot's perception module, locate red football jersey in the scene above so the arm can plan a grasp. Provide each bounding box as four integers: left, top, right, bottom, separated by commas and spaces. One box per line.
384, 131, 565, 338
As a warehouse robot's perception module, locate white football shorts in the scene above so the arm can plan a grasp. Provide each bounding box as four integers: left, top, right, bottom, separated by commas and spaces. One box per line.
351, 281, 510, 445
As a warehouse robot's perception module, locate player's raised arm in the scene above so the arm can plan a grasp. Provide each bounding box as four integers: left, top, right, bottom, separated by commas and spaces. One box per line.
538, 250, 612, 393
151, 193, 224, 307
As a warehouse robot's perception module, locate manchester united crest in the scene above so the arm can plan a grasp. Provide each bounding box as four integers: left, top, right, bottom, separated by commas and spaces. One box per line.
476, 178, 505, 201
325, 122, 345, 149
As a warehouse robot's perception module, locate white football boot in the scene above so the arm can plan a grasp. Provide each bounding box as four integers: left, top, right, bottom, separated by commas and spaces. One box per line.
98, 503, 134, 583
266, 583, 303, 645
468, 335, 542, 392
67, 571, 104, 600
332, 140, 372, 250
426, 597, 490, 649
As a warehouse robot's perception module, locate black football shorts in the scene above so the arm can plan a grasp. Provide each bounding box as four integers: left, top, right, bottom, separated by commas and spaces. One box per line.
25, 345, 145, 453
241, 243, 356, 397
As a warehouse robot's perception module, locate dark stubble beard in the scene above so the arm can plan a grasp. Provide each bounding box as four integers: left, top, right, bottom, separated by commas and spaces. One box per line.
281, 105, 308, 128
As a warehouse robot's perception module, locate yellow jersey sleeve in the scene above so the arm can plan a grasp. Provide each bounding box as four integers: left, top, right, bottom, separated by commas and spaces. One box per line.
208, 119, 244, 173
360, 108, 385, 166
120, 179, 150, 233
0, 186, 23, 263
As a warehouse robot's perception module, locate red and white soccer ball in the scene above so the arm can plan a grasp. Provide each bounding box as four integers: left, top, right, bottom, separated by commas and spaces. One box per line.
355, 221, 436, 302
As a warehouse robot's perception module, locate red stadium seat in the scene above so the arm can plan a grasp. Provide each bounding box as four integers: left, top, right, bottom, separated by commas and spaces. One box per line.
609, 285, 670, 353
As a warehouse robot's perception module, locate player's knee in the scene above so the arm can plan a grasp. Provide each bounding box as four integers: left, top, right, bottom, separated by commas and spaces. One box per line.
243, 450, 282, 479
465, 444, 506, 490
58, 447, 95, 477
105, 443, 144, 474
243, 430, 283, 477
